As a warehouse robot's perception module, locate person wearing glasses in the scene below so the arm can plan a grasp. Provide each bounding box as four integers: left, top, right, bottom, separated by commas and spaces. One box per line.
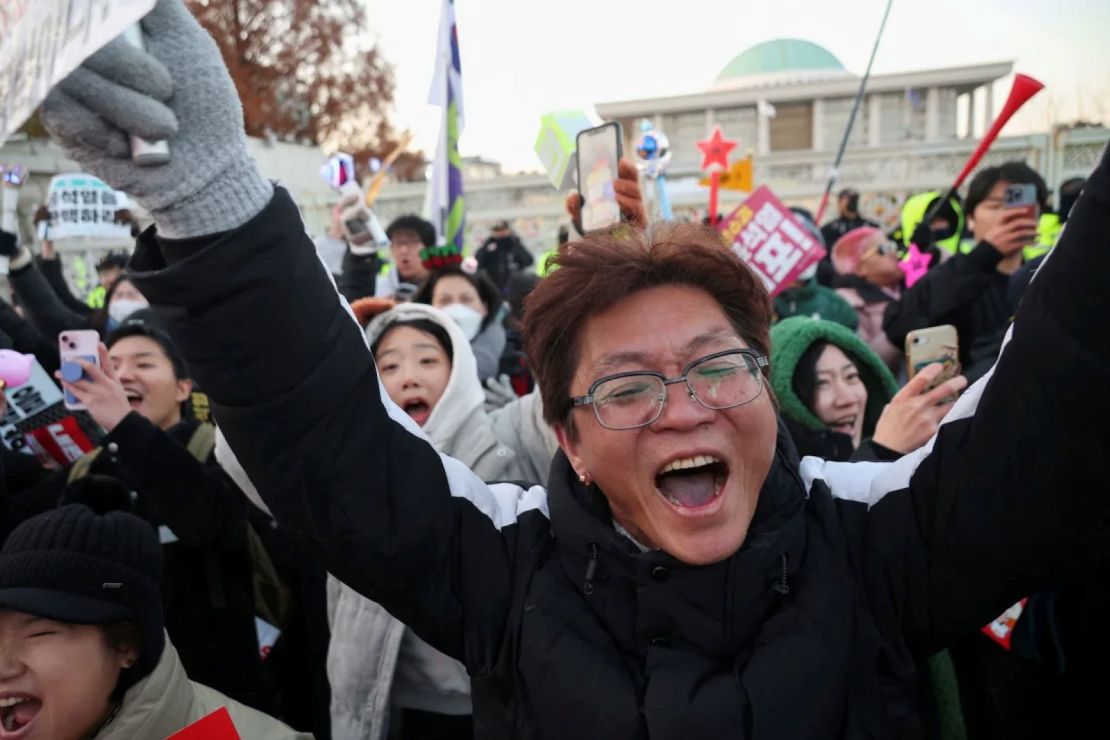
42, 4, 1110, 734
374, 216, 435, 301
830, 227, 907, 372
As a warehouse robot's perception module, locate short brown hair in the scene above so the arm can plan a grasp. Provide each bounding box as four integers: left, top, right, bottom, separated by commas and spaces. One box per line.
524, 223, 773, 430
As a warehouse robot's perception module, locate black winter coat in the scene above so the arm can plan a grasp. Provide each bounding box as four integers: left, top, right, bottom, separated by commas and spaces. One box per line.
476, 235, 534, 291
130, 144, 1110, 739
8, 259, 97, 336
337, 249, 386, 303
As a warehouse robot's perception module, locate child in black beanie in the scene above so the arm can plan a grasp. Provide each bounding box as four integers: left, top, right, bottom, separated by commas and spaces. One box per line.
0, 505, 311, 739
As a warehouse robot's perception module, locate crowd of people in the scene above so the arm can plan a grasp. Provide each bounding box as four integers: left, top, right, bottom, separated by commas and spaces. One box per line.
0, 1, 1107, 739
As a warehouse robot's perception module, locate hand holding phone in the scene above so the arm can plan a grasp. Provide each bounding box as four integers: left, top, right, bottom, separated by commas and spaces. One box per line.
566, 158, 646, 234
987, 183, 1040, 256
906, 325, 960, 392
57, 338, 135, 433
872, 363, 968, 454
59, 331, 102, 411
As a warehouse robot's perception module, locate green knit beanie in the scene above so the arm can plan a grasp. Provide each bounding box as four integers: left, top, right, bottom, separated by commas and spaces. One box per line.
769, 316, 899, 434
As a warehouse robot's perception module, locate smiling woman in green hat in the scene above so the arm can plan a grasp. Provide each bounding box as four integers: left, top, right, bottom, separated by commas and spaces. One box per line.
770, 316, 966, 462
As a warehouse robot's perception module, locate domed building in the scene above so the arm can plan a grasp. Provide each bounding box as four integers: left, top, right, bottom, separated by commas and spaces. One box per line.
364, 38, 1104, 257
596, 38, 1023, 216
710, 39, 853, 91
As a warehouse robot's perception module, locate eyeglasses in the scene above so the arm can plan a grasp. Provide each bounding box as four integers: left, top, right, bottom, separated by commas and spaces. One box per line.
861, 240, 899, 261
571, 349, 770, 430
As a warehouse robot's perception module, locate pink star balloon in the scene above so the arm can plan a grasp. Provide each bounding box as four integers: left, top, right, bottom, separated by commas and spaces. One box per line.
901, 243, 934, 288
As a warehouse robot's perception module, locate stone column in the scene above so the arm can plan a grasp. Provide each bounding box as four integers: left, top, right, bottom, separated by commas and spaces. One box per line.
812, 97, 826, 151
925, 87, 940, 142
868, 93, 881, 147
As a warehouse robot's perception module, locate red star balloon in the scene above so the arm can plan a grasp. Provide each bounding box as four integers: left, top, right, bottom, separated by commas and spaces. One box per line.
697, 126, 738, 173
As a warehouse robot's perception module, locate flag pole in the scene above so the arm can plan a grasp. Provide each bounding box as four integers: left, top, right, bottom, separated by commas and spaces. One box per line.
814, 0, 894, 224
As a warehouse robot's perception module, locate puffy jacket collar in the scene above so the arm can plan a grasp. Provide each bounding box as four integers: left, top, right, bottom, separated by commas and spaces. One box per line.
546, 424, 808, 660
96, 637, 195, 739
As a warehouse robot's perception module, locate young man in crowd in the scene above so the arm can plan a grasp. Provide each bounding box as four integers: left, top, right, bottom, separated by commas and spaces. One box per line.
4, 320, 271, 710
376, 215, 435, 300
883, 162, 1044, 382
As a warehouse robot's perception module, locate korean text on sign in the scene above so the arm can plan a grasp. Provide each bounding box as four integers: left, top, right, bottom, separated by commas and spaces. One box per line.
716, 186, 826, 297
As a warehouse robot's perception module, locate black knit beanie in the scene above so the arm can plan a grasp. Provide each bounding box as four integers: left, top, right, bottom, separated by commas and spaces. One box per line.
0, 505, 165, 685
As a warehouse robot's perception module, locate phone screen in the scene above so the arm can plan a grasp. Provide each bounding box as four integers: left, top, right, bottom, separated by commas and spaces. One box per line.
345, 217, 369, 236
577, 124, 622, 232
1003, 183, 1038, 214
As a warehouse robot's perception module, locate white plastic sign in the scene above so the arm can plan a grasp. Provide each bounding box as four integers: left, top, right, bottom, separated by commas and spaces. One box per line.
45, 172, 131, 241
0, 0, 156, 145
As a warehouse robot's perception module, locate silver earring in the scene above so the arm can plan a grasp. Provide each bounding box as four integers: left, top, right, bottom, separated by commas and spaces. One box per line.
579, 473, 591, 486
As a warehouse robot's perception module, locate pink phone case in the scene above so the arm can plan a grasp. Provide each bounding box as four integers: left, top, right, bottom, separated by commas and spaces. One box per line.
59, 330, 101, 410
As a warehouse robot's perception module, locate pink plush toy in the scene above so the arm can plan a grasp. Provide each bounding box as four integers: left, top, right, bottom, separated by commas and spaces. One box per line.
0, 350, 35, 389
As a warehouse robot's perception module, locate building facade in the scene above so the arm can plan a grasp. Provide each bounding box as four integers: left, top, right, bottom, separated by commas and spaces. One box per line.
377, 39, 1108, 253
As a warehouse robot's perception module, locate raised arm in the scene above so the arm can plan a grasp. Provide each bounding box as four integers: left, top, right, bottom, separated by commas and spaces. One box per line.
40, 0, 542, 664
37, 252, 95, 318
826, 144, 1110, 654
6, 249, 91, 336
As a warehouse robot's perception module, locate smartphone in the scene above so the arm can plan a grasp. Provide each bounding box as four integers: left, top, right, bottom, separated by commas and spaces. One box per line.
59, 331, 101, 411
344, 216, 371, 239
576, 122, 623, 233
1003, 183, 1039, 218
905, 325, 959, 392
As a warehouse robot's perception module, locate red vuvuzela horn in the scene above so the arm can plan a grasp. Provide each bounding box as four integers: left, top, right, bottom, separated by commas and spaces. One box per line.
950, 73, 1045, 192
913, 74, 1044, 251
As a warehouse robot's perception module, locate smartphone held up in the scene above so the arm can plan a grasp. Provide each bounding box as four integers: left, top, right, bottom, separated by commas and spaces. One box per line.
905, 325, 960, 394
576, 122, 623, 233
59, 331, 102, 411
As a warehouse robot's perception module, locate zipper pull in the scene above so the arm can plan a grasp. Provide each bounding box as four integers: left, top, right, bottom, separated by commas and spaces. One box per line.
771, 552, 790, 595
584, 541, 598, 596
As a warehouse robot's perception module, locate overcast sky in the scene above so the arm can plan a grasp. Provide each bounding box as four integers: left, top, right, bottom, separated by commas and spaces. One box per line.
362, 0, 1110, 172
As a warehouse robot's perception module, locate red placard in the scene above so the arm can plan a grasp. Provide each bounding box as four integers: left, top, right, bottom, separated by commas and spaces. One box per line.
717, 186, 826, 297
168, 708, 241, 740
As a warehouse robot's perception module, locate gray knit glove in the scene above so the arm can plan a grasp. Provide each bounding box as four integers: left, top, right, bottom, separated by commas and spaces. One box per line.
40, 0, 272, 239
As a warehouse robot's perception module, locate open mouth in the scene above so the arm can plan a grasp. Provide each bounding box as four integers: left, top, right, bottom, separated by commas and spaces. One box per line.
654, 455, 729, 510
0, 695, 42, 738
124, 387, 144, 410
403, 399, 432, 426
829, 414, 858, 436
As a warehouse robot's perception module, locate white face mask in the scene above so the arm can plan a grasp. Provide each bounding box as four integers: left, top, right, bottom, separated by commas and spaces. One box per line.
440, 302, 483, 341
108, 298, 149, 324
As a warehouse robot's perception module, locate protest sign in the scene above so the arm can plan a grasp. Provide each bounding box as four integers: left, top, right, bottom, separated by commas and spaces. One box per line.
0, 359, 103, 468
44, 173, 132, 242
699, 156, 753, 193
535, 111, 594, 190
0, 0, 156, 145
717, 186, 827, 297
168, 708, 241, 740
